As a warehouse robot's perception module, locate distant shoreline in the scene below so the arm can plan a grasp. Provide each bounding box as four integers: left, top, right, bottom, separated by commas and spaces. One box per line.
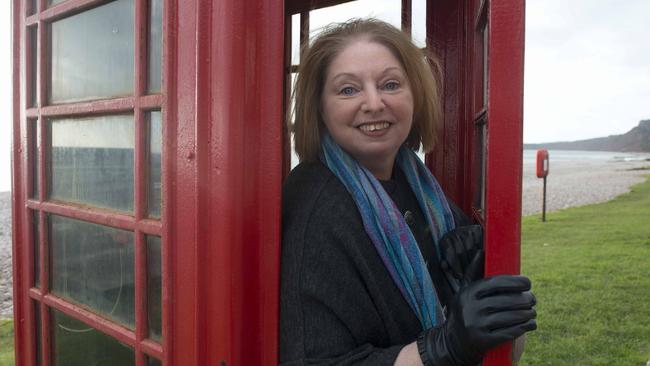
1, 156, 650, 317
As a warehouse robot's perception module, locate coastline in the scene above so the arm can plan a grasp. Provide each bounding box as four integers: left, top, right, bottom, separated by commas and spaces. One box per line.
1, 153, 650, 317
521, 153, 650, 216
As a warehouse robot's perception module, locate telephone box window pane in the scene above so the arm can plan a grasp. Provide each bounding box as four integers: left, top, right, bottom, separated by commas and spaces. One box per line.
291, 13, 300, 65
474, 25, 487, 114
28, 0, 37, 15
148, 357, 162, 366
147, 235, 162, 342
30, 119, 40, 198
34, 301, 42, 366
474, 123, 486, 211
148, 0, 163, 93
33, 210, 41, 288
482, 25, 488, 107
309, 0, 401, 36
28, 27, 37, 107
290, 73, 299, 170
52, 309, 135, 366
412, 0, 427, 48
50, 0, 134, 103
148, 112, 162, 218
49, 0, 67, 5
50, 115, 134, 212
50, 215, 135, 328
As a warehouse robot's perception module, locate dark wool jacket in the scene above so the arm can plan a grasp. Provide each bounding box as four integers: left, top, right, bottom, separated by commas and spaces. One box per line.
280, 161, 470, 366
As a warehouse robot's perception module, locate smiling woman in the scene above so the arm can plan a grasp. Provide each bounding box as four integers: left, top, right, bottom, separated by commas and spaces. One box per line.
281, 18, 537, 366
320, 40, 414, 179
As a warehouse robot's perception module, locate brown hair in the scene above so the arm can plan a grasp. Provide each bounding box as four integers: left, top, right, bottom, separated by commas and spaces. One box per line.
290, 18, 443, 162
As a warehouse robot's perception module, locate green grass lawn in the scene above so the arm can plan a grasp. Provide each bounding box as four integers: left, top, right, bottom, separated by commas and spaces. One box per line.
519, 175, 650, 366
0, 320, 14, 366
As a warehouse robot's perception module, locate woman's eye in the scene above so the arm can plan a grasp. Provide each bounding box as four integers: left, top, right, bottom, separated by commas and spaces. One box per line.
383, 81, 400, 91
340, 86, 357, 96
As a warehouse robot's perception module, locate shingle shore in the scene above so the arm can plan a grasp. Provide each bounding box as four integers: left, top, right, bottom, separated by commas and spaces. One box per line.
1, 156, 649, 317
522, 157, 650, 216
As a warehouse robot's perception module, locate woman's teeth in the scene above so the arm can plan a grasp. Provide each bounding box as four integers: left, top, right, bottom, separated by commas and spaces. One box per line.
359, 122, 390, 132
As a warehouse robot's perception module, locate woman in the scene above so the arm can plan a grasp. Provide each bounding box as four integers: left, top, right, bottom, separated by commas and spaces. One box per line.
281, 19, 536, 366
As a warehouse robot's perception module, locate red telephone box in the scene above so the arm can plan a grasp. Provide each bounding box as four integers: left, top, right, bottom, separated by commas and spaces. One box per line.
11, 0, 525, 365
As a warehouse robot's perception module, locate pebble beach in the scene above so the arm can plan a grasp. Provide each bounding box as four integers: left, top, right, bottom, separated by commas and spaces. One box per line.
1, 152, 650, 318
521, 152, 650, 216
1, 191, 12, 318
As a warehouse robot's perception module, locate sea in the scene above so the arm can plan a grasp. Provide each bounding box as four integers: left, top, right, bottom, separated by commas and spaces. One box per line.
1, 150, 648, 193
522, 149, 650, 165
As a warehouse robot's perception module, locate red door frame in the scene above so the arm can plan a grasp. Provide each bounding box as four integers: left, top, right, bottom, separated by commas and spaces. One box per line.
482, 2, 526, 363
429, 1, 526, 365
168, 0, 284, 365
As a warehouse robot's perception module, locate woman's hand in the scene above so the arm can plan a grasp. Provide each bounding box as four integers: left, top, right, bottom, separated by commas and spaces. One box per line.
417, 275, 537, 366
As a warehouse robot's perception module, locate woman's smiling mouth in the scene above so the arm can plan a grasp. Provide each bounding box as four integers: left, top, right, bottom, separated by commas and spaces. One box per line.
358, 121, 391, 132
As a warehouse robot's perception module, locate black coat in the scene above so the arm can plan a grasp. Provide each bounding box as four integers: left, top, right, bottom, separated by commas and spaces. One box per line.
280, 161, 470, 365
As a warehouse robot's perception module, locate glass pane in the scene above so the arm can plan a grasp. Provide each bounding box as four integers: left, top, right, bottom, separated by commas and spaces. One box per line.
148, 0, 163, 93
474, 122, 486, 211
291, 13, 300, 65
50, 115, 134, 212
309, 0, 401, 37
52, 309, 135, 366
474, 24, 487, 114
147, 236, 162, 342
28, 26, 37, 107
50, 215, 135, 328
148, 357, 162, 366
33, 210, 40, 288
28, 0, 37, 15
50, 0, 134, 103
482, 25, 489, 107
31, 119, 40, 198
412, 0, 427, 48
148, 112, 162, 218
290, 73, 299, 170
34, 302, 42, 366
49, 0, 67, 5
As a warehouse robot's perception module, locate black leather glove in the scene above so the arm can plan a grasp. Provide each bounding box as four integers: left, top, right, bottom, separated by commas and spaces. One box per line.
417, 275, 537, 366
440, 225, 485, 294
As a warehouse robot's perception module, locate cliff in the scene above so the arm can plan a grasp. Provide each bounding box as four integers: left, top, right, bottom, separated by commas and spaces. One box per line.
524, 119, 650, 152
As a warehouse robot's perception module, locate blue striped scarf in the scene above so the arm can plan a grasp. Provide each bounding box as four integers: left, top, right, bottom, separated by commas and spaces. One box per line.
321, 134, 456, 329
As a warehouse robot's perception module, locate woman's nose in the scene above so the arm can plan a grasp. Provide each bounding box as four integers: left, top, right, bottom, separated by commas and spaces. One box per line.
362, 89, 385, 113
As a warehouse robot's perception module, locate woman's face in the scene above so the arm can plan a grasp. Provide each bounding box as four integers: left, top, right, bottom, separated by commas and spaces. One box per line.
321, 39, 414, 179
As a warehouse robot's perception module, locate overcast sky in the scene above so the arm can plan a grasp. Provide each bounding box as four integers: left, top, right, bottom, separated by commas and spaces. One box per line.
1, 0, 650, 191
524, 0, 650, 143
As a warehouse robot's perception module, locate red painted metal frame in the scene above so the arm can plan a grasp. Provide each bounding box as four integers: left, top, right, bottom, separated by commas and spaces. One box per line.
427, 0, 470, 208
428, 1, 526, 365
401, 0, 412, 35
13, 0, 169, 364
482, 1, 526, 365
169, 0, 284, 365
12, 1, 27, 364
